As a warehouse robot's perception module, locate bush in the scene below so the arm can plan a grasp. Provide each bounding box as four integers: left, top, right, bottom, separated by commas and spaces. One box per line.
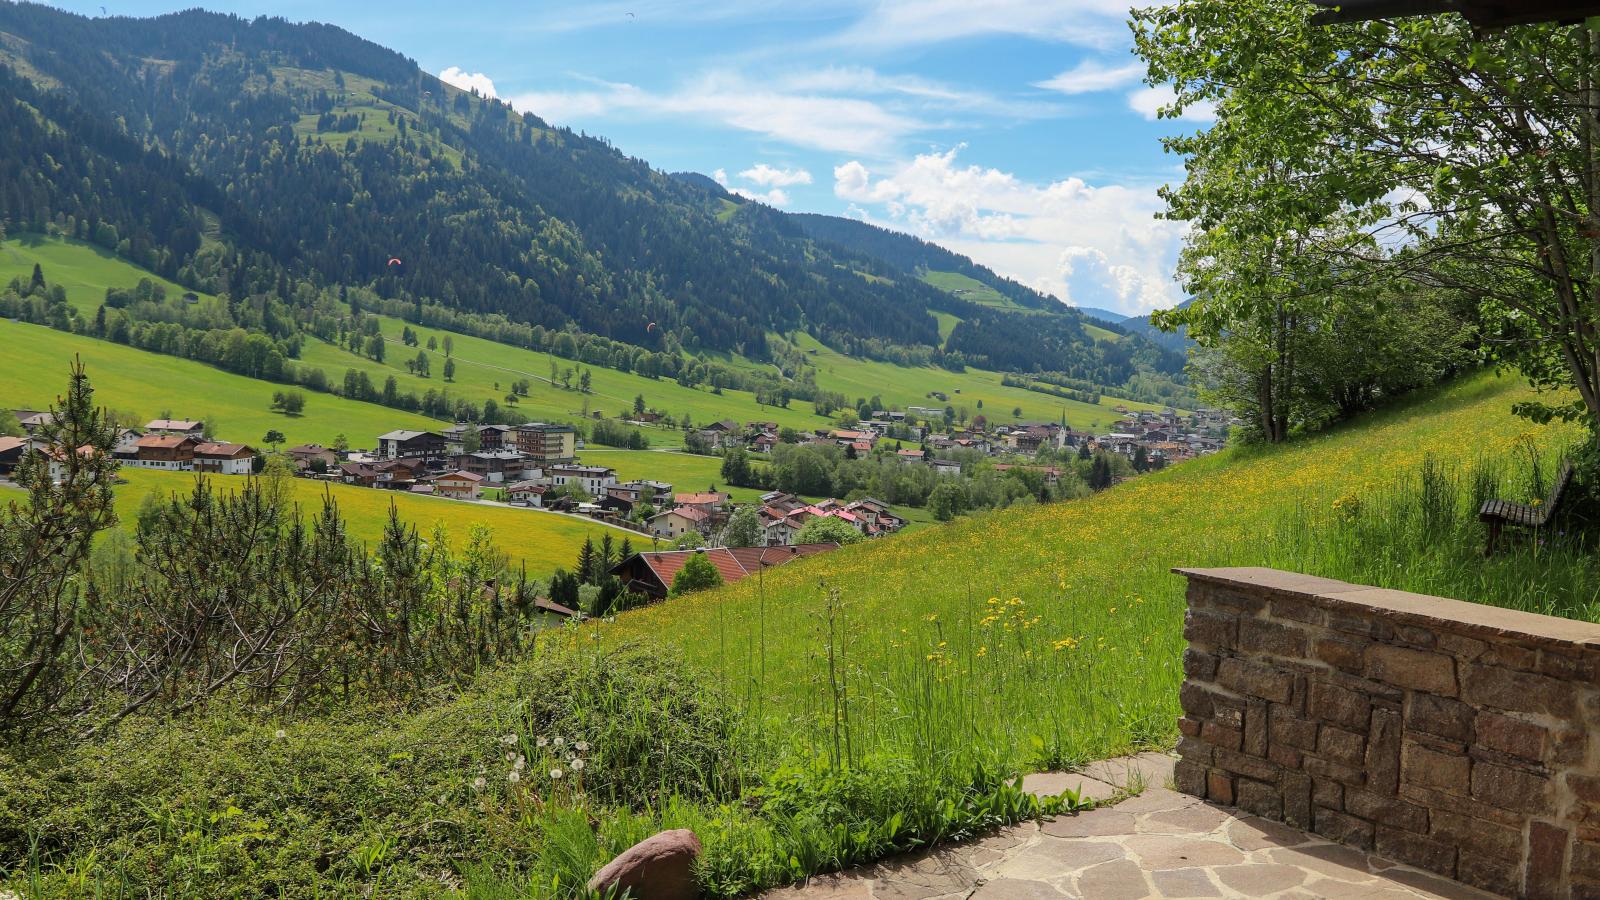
793, 516, 864, 546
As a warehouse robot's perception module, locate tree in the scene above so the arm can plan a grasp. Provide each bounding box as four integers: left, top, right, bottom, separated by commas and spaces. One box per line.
673, 532, 705, 550
365, 333, 385, 362
1088, 454, 1114, 491
272, 390, 306, 416
928, 481, 966, 522
0, 409, 22, 438
28, 262, 45, 294
0, 360, 118, 733
442, 335, 453, 357
412, 351, 430, 378
1134, 3, 1600, 436
579, 369, 592, 393
426, 335, 437, 351
262, 429, 285, 450
720, 447, 754, 487
669, 551, 724, 596
722, 508, 763, 548
838, 408, 859, 428
794, 515, 865, 545
443, 358, 455, 382
634, 394, 647, 417
333, 433, 349, 453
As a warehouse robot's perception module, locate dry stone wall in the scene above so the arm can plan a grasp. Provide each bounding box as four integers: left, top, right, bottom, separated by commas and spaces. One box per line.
1173, 567, 1600, 899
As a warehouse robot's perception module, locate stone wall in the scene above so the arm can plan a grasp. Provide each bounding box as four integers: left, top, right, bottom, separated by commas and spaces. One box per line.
1173, 567, 1600, 899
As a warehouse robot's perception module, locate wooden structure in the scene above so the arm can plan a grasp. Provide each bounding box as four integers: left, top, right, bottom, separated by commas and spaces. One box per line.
1311, 0, 1600, 27
1479, 460, 1574, 555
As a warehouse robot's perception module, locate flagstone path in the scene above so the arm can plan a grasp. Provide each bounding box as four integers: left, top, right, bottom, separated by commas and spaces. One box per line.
762, 753, 1500, 900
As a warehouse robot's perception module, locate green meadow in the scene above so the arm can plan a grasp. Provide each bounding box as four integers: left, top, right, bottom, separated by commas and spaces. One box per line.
0, 319, 437, 449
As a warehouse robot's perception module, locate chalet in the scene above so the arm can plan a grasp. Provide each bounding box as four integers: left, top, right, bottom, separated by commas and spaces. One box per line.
844, 497, 906, 536
929, 458, 963, 477
110, 428, 144, 461
434, 470, 483, 500
340, 457, 422, 488
547, 464, 618, 496
897, 448, 925, 463
453, 450, 531, 484
610, 543, 839, 600
134, 434, 198, 470
749, 432, 779, 453
504, 480, 548, 506
477, 424, 514, 451
442, 424, 473, 455
649, 505, 713, 540
0, 436, 25, 475
144, 418, 206, 438
286, 443, 340, 471
376, 430, 447, 462
514, 422, 577, 462
613, 480, 674, 509
830, 429, 875, 448
193, 442, 255, 476
13, 410, 53, 435
46, 444, 103, 483
674, 491, 730, 514
758, 508, 808, 546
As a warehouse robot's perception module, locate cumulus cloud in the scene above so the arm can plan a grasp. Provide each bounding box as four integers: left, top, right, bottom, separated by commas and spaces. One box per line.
834, 147, 1186, 314
1034, 59, 1145, 95
739, 164, 813, 187
1128, 85, 1216, 123
439, 66, 498, 98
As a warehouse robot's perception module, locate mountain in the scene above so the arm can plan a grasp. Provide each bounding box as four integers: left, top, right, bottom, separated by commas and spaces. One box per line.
1070, 306, 1132, 326
0, 2, 1180, 389
1119, 299, 1195, 354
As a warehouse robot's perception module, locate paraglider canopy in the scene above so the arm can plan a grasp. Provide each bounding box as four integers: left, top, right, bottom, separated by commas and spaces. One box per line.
646, 321, 657, 332
387, 257, 403, 267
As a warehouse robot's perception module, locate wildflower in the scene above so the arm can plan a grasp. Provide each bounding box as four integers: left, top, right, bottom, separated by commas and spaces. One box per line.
550, 768, 565, 780
500, 734, 518, 746
570, 758, 586, 771
553, 736, 567, 750
507, 769, 521, 784
274, 729, 286, 740
471, 776, 486, 791
574, 740, 589, 752
536, 736, 549, 748
924, 612, 938, 622
514, 754, 527, 772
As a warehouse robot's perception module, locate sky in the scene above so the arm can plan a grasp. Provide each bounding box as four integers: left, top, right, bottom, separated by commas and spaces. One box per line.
49, 0, 1210, 317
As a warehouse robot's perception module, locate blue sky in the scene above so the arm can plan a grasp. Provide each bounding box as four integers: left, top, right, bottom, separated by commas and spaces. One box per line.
50, 0, 1210, 317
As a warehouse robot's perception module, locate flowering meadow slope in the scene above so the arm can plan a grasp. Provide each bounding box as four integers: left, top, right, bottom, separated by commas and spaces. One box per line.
608, 371, 1580, 770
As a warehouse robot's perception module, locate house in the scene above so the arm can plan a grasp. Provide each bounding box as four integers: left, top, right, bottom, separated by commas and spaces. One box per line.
0, 436, 25, 475
610, 543, 840, 600
844, 498, 906, 536
286, 443, 340, 472
674, 491, 730, 514
193, 442, 255, 476
749, 432, 779, 453
994, 464, 1064, 489
929, 458, 962, 477
111, 429, 144, 461
504, 480, 548, 506
614, 480, 675, 509
376, 430, 447, 462
340, 457, 423, 488
477, 424, 514, 451
144, 418, 206, 438
133, 434, 198, 470
649, 505, 713, 540
514, 422, 577, 463
45, 444, 104, 483
434, 470, 484, 500
453, 450, 531, 484
897, 448, 925, 464
547, 464, 618, 496
13, 410, 53, 435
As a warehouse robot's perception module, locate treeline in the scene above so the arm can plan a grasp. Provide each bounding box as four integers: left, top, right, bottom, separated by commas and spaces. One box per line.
0, 367, 560, 738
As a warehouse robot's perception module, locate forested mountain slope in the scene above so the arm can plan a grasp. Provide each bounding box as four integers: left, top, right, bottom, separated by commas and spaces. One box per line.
0, 1, 1178, 386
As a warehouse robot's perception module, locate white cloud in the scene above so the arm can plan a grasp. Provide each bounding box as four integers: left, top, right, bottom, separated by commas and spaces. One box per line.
833, 147, 1185, 315
1035, 59, 1145, 96
1128, 85, 1216, 122
832, 0, 1135, 50
511, 71, 925, 155
738, 164, 813, 187
438, 66, 498, 99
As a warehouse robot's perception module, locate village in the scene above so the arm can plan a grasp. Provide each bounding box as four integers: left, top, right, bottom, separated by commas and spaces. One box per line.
1, 401, 1229, 599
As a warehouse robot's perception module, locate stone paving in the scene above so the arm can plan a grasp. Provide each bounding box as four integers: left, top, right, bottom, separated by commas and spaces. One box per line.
762, 753, 1501, 900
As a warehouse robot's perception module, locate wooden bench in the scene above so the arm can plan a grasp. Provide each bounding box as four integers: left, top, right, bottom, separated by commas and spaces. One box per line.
1479, 460, 1574, 556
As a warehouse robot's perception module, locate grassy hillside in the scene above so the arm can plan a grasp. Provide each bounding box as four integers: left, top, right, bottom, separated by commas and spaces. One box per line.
0, 319, 437, 448
606, 371, 1581, 769
96, 468, 617, 577
3, 370, 1584, 899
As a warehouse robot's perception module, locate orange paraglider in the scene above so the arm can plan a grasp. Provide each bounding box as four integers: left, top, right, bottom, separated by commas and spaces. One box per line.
387, 257, 403, 267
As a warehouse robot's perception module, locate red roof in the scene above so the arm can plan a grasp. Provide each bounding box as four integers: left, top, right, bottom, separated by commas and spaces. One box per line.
136, 434, 194, 449
194, 442, 252, 458
623, 543, 841, 592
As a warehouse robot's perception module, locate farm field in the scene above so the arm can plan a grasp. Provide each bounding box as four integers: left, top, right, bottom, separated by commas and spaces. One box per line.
0, 235, 214, 313
0, 319, 438, 449
102, 468, 619, 577
605, 371, 1581, 772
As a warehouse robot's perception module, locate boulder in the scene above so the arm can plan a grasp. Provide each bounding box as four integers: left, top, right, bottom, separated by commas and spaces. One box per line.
586, 829, 701, 900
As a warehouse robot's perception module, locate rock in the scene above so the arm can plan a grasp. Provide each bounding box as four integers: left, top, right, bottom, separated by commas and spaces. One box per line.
587, 829, 702, 900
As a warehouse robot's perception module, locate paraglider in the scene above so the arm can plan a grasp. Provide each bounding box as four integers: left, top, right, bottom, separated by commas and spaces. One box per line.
646, 321, 657, 332
387, 257, 403, 267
